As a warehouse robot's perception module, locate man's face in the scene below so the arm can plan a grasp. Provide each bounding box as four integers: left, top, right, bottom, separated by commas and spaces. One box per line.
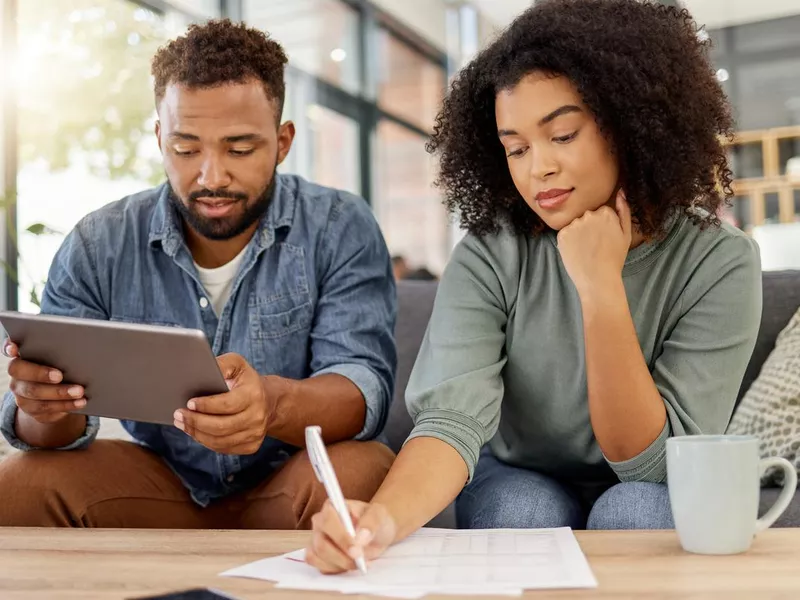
156, 80, 294, 240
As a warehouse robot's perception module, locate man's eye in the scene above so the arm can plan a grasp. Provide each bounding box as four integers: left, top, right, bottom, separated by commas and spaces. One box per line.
173, 148, 197, 156
230, 148, 255, 156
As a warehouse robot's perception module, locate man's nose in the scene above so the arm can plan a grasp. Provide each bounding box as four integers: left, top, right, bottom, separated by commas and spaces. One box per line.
197, 155, 232, 190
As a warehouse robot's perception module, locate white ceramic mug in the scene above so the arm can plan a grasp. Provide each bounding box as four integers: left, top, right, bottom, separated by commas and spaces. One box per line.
666, 435, 797, 555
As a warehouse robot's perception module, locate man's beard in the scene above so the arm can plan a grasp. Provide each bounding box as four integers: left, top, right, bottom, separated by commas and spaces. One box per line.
168, 174, 276, 241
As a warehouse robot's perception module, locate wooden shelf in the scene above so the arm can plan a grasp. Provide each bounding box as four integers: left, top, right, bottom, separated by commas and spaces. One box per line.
724, 126, 800, 227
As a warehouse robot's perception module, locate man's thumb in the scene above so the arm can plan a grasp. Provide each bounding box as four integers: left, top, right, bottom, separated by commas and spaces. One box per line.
216, 352, 245, 380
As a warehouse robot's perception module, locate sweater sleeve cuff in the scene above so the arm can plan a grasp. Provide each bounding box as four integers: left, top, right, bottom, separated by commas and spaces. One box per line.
604, 419, 671, 483
1, 391, 100, 451
404, 408, 486, 483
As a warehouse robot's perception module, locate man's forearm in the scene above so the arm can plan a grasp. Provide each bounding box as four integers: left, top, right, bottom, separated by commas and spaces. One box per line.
264, 373, 368, 447
14, 410, 87, 449
580, 276, 667, 462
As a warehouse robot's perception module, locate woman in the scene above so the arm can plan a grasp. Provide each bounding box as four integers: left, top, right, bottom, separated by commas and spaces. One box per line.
307, 0, 762, 573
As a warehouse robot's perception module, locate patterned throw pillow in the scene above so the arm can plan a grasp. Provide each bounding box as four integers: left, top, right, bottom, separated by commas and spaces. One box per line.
728, 307, 800, 486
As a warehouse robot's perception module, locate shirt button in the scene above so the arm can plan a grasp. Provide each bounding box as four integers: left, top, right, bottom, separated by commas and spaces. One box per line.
199, 297, 209, 309
226, 474, 235, 483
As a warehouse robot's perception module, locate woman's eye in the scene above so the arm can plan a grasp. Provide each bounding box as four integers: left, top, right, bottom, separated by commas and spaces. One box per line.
553, 131, 578, 143
507, 147, 528, 158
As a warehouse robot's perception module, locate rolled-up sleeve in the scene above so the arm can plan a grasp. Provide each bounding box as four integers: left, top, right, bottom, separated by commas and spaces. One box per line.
0, 220, 108, 451
0, 391, 100, 451
606, 235, 762, 483
309, 193, 397, 441
405, 235, 511, 482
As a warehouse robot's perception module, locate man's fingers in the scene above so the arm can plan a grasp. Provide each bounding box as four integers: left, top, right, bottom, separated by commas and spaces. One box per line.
223, 442, 265, 456
175, 409, 249, 437
8, 358, 63, 384
174, 419, 261, 454
2, 340, 18, 358
10, 379, 83, 401
215, 352, 247, 381
16, 396, 87, 415
185, 388, 249, 415
187, 352, 254, 413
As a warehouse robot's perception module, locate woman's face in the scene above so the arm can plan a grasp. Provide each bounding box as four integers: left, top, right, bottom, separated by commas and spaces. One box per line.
495, 71, 619, 231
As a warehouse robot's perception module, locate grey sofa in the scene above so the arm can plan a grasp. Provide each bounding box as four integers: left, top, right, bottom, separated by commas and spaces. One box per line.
386, 271, 800, 528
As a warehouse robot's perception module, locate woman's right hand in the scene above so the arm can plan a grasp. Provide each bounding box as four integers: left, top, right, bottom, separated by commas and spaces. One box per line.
4, 340, 86, 424
306, 500, 396, 574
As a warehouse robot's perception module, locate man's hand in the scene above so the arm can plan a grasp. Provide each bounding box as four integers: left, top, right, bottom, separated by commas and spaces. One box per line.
173, 353, 276, 455
556, 189, 633, 295
5, 340, 87, 424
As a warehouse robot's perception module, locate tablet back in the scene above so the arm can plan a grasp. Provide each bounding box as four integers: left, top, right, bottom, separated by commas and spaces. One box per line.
0, 312, 228, 425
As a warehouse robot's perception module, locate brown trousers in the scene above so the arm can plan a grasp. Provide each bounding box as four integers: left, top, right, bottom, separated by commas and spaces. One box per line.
0, 439, 394, 529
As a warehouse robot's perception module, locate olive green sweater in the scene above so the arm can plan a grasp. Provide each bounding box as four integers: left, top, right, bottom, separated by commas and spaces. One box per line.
405, 214, 762, 486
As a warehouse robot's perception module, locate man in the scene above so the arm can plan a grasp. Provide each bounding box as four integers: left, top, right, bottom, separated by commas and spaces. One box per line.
0, 19, 396, 528
391, 256, 410, 282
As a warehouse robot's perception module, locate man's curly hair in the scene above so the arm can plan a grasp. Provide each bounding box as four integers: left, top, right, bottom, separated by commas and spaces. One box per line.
152, 19, 287, 120
427, 0, 735, 238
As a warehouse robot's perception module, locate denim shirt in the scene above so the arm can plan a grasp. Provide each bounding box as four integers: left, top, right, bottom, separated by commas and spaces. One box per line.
0, 174, 397, 506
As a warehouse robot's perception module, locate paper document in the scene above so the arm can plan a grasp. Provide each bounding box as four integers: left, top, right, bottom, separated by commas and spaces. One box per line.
221, 527, 597, 597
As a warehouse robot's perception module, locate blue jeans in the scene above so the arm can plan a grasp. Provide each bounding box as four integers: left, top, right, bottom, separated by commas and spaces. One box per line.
456, 450, 674, 530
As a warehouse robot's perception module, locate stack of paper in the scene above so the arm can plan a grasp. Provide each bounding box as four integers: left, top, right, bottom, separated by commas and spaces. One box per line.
221, 527, 597, 598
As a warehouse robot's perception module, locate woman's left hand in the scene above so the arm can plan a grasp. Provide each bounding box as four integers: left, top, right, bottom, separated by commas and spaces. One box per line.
557, 189, 632, 295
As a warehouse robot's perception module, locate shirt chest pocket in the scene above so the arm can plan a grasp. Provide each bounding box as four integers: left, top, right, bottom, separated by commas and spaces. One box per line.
250, 301, 314, 339
246, 243, 314, 374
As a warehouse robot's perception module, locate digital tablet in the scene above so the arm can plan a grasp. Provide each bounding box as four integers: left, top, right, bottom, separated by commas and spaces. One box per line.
0, 311, 228, 425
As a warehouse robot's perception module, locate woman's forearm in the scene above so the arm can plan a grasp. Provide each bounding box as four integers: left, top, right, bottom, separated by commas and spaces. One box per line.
580, 276, 667, 461
371, 436, 468, 542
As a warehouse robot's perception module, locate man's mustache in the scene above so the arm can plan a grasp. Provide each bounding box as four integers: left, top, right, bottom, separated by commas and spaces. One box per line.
188, 189, 248, 202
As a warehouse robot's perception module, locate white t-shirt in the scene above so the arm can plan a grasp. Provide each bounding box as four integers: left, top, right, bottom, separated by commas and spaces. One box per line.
194, 245, 249, 316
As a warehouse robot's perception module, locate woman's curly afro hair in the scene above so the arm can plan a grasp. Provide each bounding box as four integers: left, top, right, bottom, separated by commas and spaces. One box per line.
427, 0, 735, 238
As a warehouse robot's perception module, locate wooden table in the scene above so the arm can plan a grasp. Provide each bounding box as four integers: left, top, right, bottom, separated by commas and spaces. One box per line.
1, 528, 799, 599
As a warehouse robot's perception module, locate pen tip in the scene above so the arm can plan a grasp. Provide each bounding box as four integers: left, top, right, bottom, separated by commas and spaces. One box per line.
357, 558, 368, 575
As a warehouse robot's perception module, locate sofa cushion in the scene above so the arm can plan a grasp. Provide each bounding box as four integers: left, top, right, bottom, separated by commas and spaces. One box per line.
386, 281, 438, 454
760, 488, 800, 528
728, 307, 800, 485
738, 270, 800, 403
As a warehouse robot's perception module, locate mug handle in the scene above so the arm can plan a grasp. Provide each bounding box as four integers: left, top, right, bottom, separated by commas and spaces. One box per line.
755, 457, 798, 532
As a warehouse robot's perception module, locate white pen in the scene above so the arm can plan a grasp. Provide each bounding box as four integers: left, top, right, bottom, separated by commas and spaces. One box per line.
305, 425, 368, 575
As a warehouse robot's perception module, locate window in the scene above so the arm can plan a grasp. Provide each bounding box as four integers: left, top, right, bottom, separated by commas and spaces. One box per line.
376, 28, 446, 132
282, 99, 361, 195
710, 14, 800, 131
735, 56, 800, 130
14, 0, 194, 311
731, 16, 800, 55
165, 0, 218, 18
0, 0, 9, 307
374, 121, 449, 275
244, 0, 361, 95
